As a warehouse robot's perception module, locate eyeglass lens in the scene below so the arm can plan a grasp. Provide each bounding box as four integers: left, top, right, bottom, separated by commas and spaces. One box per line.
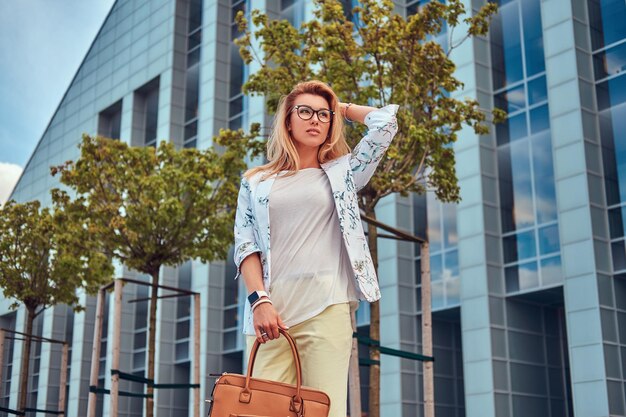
296, 106, 332, 123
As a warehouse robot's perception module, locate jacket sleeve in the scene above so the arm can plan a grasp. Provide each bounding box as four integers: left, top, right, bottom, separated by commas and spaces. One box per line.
350, 104, 400, 191
233, 176, 261, 280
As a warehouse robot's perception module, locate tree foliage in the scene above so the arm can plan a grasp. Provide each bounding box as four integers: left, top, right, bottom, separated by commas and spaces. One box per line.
235, 0, 503, 207
0, 199, 113, 313
51, 131, 263, 276
0, 198, 113, 412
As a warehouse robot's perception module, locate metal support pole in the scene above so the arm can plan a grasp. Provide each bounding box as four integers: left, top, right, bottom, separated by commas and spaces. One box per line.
110, 279, 123, 417
421, 242, 434, 417
87, 287, 106, 417
193, 293, 201, 417
58, 342, 69, 415
0, 329, 5, 393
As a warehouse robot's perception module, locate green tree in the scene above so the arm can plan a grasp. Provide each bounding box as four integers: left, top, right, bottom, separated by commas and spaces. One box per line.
51, 132, 262, 417
0, 199, 113, 413
234, 1, 503, 415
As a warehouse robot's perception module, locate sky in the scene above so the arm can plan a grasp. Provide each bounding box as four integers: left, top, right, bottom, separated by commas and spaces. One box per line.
0, 1, 115, 204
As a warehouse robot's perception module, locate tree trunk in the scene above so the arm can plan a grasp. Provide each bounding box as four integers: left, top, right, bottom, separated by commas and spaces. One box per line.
146, 271, 160, 417
18, 306, 35, 413
365, 207, 380, 417
421, 242, 434, 417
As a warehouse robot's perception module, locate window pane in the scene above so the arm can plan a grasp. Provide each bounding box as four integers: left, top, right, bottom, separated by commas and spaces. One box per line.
445, 278, 460, 306
184, 120, 197, 140
188, 30, 201, 50
518, 261, 539, 290
495, 85, 526, 113
541, 256, 562, 285
532, 131, 557, 223
176, 342, 189, 360
594, 42, 626, 80
185, 64, 200, 121
442, 203, 458, 247
444, 250, 459, 280
530, 104, 550, 134
430, 254, 443, 282
134, 331, 147, 349
612, 240, 626, 271
528, 76, 547, 105
176, 320, 190, 340
589, 0, 626, 50
187, 48, 200, 68
223, 330, 237, 351
188, 0, 203, 32
432, 281, 445, 309
145, 87, 159, 145
506, 265, 520, 292
521, 0, 545, 76
510, 140, 534, 229
177, 296, 191, 317
133, 351, 146, 370
538, 224, 560, 255
504, 230, 536, 263
497, 113, 528, 145
229, 96, 243, 116
230, 43, 244, 96
229, 115, 242, 131
491, 2, 524, 88
427, 193, 442, 252
609, 206, 626, 239
224, 307, 238, 328
597, 74, 626, 111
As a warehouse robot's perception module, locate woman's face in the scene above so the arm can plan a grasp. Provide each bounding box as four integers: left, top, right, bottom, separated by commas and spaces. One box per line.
287, 93, 333, 151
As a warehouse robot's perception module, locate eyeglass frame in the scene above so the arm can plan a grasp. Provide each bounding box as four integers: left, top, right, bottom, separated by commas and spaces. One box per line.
290, 104, 335, 123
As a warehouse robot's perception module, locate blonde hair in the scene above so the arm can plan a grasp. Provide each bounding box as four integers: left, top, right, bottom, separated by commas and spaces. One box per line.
245, 80, 350, 180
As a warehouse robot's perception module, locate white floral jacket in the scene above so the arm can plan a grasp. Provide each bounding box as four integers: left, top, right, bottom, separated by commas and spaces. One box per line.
234, 104, 399, 335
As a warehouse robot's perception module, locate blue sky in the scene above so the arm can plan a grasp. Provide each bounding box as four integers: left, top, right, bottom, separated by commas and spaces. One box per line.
0, 1, 115, 203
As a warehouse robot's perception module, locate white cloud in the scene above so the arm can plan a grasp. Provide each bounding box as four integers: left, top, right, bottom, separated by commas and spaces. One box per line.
0, 162, 23, 205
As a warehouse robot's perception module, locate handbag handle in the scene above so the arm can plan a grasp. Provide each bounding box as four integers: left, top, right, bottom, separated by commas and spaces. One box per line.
241, 329, 304, 414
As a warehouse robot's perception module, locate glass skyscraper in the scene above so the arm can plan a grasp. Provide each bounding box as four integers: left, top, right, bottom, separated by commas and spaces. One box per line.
1, 0, 626, 416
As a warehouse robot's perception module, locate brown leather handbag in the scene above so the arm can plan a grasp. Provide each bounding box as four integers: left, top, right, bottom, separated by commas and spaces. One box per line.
207, 329, 331, 417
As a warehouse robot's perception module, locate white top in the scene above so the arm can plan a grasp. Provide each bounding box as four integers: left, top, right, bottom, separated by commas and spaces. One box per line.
268, 168, 359, 327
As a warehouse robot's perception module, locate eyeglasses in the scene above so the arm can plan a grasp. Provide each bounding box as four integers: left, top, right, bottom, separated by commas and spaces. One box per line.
291, 105, 335, 123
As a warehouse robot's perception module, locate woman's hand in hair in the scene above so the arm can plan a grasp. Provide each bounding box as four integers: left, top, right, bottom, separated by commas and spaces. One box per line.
253, 302, 289, 344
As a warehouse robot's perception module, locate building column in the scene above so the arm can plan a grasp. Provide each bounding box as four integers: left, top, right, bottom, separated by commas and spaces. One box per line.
541, 0, 613, 415
8, 307, 26, 412
453, 0, 501, 416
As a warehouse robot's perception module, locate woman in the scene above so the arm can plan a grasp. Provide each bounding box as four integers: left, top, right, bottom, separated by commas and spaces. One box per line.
234, 80, 398, 417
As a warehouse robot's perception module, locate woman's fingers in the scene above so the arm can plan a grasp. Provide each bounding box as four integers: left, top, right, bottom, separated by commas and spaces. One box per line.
253, 303, 287, 341
255, 326, 266, 344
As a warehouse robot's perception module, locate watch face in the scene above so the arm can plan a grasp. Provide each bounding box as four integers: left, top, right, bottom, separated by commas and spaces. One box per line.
248, 291, 260, 304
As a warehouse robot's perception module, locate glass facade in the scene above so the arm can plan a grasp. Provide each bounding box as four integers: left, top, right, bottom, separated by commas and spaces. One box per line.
491, 0, 561, 295
0, 312, 16, 409
589, 0, 626, 413
133, 77, 160, 147
414, 194, 460, 311
183, 0, 203, 148
98, 100, 123, 140
229, 0, 248, 131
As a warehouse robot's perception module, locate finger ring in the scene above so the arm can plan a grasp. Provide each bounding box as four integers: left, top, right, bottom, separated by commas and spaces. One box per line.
260, 330, 268, 336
